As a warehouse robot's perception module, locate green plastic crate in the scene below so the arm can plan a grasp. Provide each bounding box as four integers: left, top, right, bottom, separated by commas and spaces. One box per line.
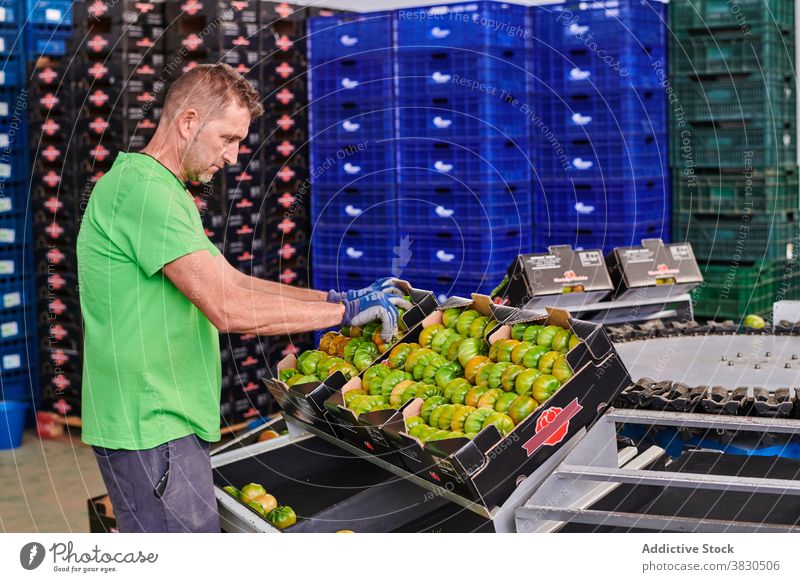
673, 211, 798, 262
673, 167, 800, 215
671, 0, 794, 33
670, 123, 796, 169
692, 259, 798, 319
671, 30, 794, 75
672, 72, 795, 123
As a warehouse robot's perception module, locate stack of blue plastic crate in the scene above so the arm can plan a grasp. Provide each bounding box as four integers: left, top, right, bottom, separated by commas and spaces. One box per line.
394, 2, 532, 299
530, 0, 670, 252
25, 0, 73, 56
0, 1, 37, 410
307, 12, 400, 294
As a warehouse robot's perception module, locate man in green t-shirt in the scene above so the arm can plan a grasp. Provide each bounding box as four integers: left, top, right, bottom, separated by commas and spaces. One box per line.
77, 64, 405, 532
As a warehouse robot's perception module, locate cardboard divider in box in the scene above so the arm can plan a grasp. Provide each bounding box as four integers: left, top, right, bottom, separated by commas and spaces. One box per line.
323, 294, 631, 509
264, 281, 439, 433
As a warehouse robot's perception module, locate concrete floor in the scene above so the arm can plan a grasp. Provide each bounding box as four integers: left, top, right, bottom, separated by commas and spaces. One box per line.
0, 429, 106, 532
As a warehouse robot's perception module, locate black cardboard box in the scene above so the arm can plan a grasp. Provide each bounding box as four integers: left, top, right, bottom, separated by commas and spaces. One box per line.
87, 495, 118, 533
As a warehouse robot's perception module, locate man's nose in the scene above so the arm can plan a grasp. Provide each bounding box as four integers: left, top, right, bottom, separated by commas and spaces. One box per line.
222, 146, 238, 166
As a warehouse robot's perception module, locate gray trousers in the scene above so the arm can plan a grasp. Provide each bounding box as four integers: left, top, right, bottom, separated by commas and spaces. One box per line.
93, 433, 220, 533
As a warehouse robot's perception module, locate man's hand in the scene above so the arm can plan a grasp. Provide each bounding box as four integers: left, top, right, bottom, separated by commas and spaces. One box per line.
342, 292, 399, 342
327, 277, 413, 309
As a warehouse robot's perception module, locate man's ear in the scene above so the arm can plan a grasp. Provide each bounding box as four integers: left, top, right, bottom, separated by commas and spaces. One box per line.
177, 108, 200, 139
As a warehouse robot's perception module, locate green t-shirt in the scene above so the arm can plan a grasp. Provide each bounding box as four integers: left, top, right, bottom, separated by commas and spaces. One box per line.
77, 152, 222, 450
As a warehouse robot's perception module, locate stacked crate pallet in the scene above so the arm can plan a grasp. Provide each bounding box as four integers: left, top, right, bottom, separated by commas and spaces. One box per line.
670, 0, 799, 319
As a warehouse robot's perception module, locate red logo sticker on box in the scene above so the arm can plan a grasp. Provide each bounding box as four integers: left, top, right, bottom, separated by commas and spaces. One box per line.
235, 198, 253, 209
42, 171, 61, 188
278, 269, 297, 284
90, 145, 111, 161
277, 192, 296, 208
88, 62, 109, 79
42, 145, 61, 162
47, 248, 66, 264
53, 399, 73, 415
276, 166, 295, 182
182, 34, 203, 50
50, 324, 68, 341
88, 0, 108, 17
88, 89, 110, 107
42, 119, 60, 136
88, 35, 110, 52
138, 118, 157, 130
521, 398, 583, 457
239, 143, 252, 156
276, 3, 292, 18
37, 67, 59, 84
135, 2, 156, 14
51, 350, 70, 367
49, 298, 67, 315
275, 62, 294, 79
278, 244, 298, 260
275, 114, 295, 132
39, 93, 59, 110
235, 224, 253, 236
276, 141, 295, 157
181, 1, 202, 15
276, 35, 294, 51
48, 273, 67, 290
277, 218, 295, 234
45, 223, 65, 239
136, 64, 156, 76
232, 35, 250, 47
136, 37, 156, 49
89, 117, 110, 134
43, 196, 63, 214
276, 88, 295, 105
235, 171, 252, 183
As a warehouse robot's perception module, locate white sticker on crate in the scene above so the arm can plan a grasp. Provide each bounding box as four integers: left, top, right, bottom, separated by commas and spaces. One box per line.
0, 260, 13, 274
0, 227, 15, 243
0, 197, 11, 212
0, 8, 7, 22
0, 133, 9, 148
0, 38, 5, 53
1, 321, 18, 338
0, 102, 8, 116
3, 353, 21, 370
46, 8, 62, 22
3, 291, 20, 308
0, 71, 6, 85
0, 163, 10, 178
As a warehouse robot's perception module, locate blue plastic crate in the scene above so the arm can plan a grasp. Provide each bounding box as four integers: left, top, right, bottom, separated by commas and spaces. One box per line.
398, 137, 531, 186
26, 0, 73, 26
398, 181, 531, 232
396, 48, 529, 103
0, 337, 33, 376
311, 184, 400, 229
0, 27, 22, 55
532, 0, 666, 52
533, 88, 667, 141
397, 97, 530, 140
398, 226, 530, 274
311, 104, 394, 144
309, 54, 394, 104
533, 176, 670, 227
308, 12, 393, 63
0, 54, 23, 87
406, 269, 508, 302
0, 212, 29, 249
0, 306, 34, 344
0, 246, 31, 278
313, 266, 389, 296
532, 130, 668, 179
533, 219, 669, 253
0, 1, 19, 25
0, 87, 26, 120
310, 141, 397, 186
27, 27, 71, 57
0, 273, 33, 314
395, 2, 530, 51
312, 226, 403, 273
531, 41, 666, 93
0, 151, 28, 183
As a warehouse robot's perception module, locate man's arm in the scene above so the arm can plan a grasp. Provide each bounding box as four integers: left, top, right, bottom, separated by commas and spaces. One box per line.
164, 250, 344, 334
216, 255, 328, 302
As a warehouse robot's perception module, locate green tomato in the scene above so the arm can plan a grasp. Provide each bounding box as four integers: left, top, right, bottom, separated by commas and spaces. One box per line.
406, 416, 424, 430
553, 355, 573, 383
402, 382, 421, 405
354, 343, 380, 371
420, 396, 447, 424
455, 309, 480, 336
511, 323, 529, 341
482, 412, 515, 437
434, 361, 463, 389
522, 345, 549, 369
515, 368, 542, 396
536, 325, 563, 349
469, 316, 489, 339
422, 358, 447, 384
405, 348, 434, 372
329, 361, 357, 381
532, 374, 560, 404
475, 362, 495, 388
266, 506, 297, 529
418, 324, 445, 349
388, 344, 414, 369
363, 365, 391, 395
444, 335, 464, 362
408, 423, 431, 438
743, 314, 766, 329
496, 339, 520, 363
464, 408, 494, 434
450, 385, 470, 405
442, 308, 462, 328
464, 385, 490, 408
426, 429, 453, 442
522, 325, 544, 343
286, 374, 318, 386
450, 406, 475, 432
279, 368, 299, 383
457, 338, 482, 368
494, 391, 519, 414
444, 378, 471, 401
381, 370, 413, 399
428, 405, 447, 431
342, 337, 365, 363
487, 361, 513, 390
431, 327, 458, 354
343, 389, 366, 406
569, 334, 581, 351
550, 329, 572, 353
501, 364, 525, 392
538, 351, 562, 375
477, 388, 504, 409
508, 395, 539, 425
415, 382, 444, 400
298, 350, 324, 375
510, 341, 533, 365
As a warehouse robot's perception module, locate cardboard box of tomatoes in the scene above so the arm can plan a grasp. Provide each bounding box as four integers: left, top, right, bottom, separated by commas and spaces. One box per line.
322, 294, 631, 509
263, 281, 438, 435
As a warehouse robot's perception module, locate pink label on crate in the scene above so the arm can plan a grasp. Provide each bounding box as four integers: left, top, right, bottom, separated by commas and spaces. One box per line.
42, 145, 61, 162
52, 375, 72, 390
235, 225, 253, 236
277, 193, 295, 208
51, 325, 68, 341
88, 0, 107, 16
44, 197, 63, 213
275, 62, 294, 79
88, 90, 109, 107
49, 298, 67, 315
40, 93, 59, 110
136, 64, 156, 76
42, 171, 61, 188
241, 356, 258, 368
89, 117, 109, 134
278, 244, 297, 260
239, 143, 252, 156
38, 67, 58, 84
237, 251, 254, 262
182, 61, 199, 73
88, 35, 109, 52
279, 269, 298, 284
51, 350, 69, 366
235, 198, 253, 209
277, 218, 295, 234
276, 141, 295, 157
243, 382, 258, 392
49, 274, 67, 290
276, 36, 293, 51
136, 92, 156, 103
276, 114, 295, 131
90, 171, 105, 183
276, 88, 295, 105
182, 34, 203, 51
521, 398, 583, 457
234, 171, 252, 182
42, 119, 60, 135
47, 248, 66, 264
234, 63, 250, 75
136, 37, 155, 49
45, 223, 65, 239
90, 145, 111, 161
232, 36, 249, 47
138, 119, 156, 130
276, 167, 295, 182
53, 399, 73, 415
231, 1, 251, 11
135, 2, 156, 14
88, 63, 109, 79
181, 1, 202, 15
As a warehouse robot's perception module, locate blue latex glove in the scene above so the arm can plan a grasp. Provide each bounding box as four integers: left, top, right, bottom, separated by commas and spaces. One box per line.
328, 277, 411, 308
342, 292, 399, 342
